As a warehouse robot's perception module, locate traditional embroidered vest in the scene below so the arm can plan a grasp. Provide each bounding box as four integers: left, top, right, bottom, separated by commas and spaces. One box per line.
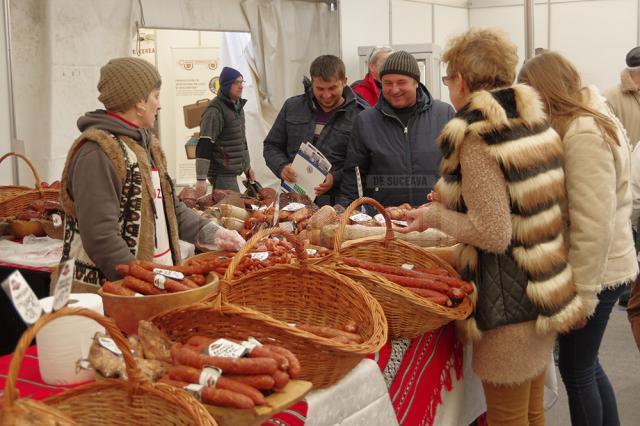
434, 85, 587, 340
60, 128, 181, 286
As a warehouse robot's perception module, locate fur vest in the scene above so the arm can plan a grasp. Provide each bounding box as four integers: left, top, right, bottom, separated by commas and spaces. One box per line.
435, 84, 588, 341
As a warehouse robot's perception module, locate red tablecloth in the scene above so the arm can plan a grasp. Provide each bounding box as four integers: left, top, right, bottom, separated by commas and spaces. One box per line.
0, 325, 462, 425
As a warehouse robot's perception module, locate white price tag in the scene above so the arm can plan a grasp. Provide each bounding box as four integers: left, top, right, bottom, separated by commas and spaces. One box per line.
282, 202, 306, 212
241, 337, 263, 352
198, 366, 222, 387
52, 259, 75, 311
374, 214, 386, 224
306, 248, 317, 255
392, 220, 408, 227
134, 292, 144, 297
206, 338, 248, 358
76, 359, 92, 373
153, 268, 184, 281
184, 383, 204, 401
250, 204, 260, 211
1, 271, 43, 325
401, 263, 415, 270
278, 221, 295, 232
51, 213, 63, 228
153, 275, 166, 290
250, 251, 270, 261
350, 213, 373, 223
98, 337, 123, 356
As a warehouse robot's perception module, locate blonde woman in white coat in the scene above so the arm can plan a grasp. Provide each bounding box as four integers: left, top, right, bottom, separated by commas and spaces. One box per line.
519, 51, 639, 426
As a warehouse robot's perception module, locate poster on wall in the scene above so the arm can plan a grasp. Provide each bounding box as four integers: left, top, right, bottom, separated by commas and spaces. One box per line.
171, 47, 220, 185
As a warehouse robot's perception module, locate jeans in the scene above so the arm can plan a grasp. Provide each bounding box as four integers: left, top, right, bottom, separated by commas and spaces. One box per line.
558, 285, 626, 426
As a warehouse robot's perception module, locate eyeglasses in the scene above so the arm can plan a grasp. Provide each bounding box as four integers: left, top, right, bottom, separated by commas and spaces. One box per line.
441, 75, 454, 85
233, 79, 245, 86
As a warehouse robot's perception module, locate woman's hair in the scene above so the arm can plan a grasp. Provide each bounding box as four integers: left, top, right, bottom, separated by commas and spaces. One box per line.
442, 28, 518, 92
518, 51, 619, 145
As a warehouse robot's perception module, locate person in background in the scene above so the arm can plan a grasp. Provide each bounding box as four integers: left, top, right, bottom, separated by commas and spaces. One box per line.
519, 51, 639, 426
351, 46, 393, 106
263, 55, 367, 206
338, 51, 454, 208
60, 57, 244, 291
195, 66, 253, 196
400, 29, 587, 425
629, 142, 640, 351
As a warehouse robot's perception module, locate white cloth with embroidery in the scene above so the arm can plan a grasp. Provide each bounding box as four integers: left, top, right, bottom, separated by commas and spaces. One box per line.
150, 168, 172, 265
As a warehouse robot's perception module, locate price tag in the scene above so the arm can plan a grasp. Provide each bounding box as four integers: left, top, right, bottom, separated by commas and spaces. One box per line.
392, 220, 408, 227
134, 292, 144, 297
98, 337, 122, 356
1, 271, 43, 325
198, 366, 222, 387
206, 338, 248, 358
153, 275, 166, 290
184, 383, 204, 401
350, 213, 373, 223
282, 202, 306, 212
51, 213, 63, 228
241, 337, 263, 352
75, 359, 92, 373
250, 204, 260, 211
374, 214, 386, 224
52, 258, 75, 311
278, 221, 295, 232
306, 248, 317, 255
401, 263, 415, 270
153, 268, 184, 281
250, 251, 270, 261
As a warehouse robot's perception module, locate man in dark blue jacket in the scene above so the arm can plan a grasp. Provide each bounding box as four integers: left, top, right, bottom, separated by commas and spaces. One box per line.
263, 55, 367, 206
338, 51, 455, 207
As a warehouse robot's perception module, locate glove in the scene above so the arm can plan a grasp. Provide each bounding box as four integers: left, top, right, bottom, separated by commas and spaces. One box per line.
196, 221, 246, 252
195, 180, 208, 198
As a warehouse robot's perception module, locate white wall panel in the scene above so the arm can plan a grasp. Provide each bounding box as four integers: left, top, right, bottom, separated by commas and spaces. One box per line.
433, 4, 469, 106
550, 0, 637, 91
391, 0, 433, 45
340, 0, 390, 83
0, 0, 12, 183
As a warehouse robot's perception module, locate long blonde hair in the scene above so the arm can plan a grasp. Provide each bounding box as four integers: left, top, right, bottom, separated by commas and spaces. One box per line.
518, 51, 619, 146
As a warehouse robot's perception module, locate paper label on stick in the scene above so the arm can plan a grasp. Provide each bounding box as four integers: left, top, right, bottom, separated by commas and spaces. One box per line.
306, 248, 317, 255
51, 213, 63, 228
153, 275, 166, 290
153, 268, 184, 281
98, 337, 122, 356
350, 213, 373, 223
250, 251, 270, 261
282, 202, 306, 212
184, 384, 204, 401
374, 214, 386, 224
206, 338, 248, 358
199, 366, 222, 387
1, 271, 43, 325
52, 258, 75, 311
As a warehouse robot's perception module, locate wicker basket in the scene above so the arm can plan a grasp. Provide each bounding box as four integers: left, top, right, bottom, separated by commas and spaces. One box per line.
0, 152, 60, 217
1, 307, 217, 426
316, 197, 473, 338
152, 227, 388, 389
38, 218, 64, 239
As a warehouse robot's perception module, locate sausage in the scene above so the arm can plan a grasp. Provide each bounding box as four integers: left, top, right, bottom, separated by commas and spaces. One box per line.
186, 335, 214, 348
249, 346, 289, 371
158, 377, 254, 409
405, 287, 451, 306
102, 281, 136, 296
262, 345, 301, 379
272, 370, 290, 391
115, 264, 130, 276
295, 324, 364, 344
223, 374, 275, 390
172, 344, 278, 375
167, 365, 265, 405
189, 274, 206, 286
130, 263, 190, 292
377, 272, 451, 293
123, 275, 165, 295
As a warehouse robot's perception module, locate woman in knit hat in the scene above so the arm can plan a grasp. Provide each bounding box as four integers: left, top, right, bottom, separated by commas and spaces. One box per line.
398, 29, 588, 424
59, 57, 244, 291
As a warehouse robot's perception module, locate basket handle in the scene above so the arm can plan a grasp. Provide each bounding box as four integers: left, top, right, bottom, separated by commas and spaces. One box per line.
0, 152, 43, 190
2, 307, 144, 411
333, 197, 394, 256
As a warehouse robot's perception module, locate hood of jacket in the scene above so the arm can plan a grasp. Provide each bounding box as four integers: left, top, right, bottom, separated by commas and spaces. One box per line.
77, 110, 153, 145
375, 82, 434, 117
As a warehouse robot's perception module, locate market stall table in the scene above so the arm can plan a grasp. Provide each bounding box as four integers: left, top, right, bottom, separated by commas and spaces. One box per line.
0, 326, 464, 425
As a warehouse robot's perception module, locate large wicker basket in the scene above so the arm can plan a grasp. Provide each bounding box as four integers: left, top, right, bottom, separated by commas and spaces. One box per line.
1, 307, 217, 426
317, 197, 473, 338
0, 152, 60, 217
152, 227, 388, 389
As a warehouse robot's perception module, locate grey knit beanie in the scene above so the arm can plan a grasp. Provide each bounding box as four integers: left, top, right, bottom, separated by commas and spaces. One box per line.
98, 57, 161, 112
379, 51, 420, 82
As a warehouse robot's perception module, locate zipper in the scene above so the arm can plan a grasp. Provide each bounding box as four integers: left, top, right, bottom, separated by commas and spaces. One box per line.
381, 109, 413, 203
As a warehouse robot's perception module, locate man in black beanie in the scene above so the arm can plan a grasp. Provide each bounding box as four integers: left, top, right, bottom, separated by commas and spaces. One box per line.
338, 51, 454, 207
606, 47, 640, 148
195, 66, 253, 195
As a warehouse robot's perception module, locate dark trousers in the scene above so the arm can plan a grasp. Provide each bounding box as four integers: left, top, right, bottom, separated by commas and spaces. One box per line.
208, 174, 239, 192
558, 285, 626, 426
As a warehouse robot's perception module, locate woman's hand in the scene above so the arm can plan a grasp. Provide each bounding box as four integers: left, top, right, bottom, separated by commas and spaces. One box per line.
395, 204, 439, 234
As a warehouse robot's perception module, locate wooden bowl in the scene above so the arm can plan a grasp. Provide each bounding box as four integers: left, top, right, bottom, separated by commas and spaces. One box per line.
9, 219, 46, 238
98, 275, 219, 335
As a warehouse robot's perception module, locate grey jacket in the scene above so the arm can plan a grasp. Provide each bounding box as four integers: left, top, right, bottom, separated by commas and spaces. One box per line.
67, 111, 204, 279
263, 79, 368, 203
338, 83, 454, 207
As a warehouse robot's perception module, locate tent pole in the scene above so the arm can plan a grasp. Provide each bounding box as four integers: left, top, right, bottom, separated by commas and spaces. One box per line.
524, 0, 535, 60
2, 0, 18, 184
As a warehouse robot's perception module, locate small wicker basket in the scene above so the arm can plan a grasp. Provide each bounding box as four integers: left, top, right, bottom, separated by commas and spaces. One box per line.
316, 197, 473, 338
153, 228, 388, 389
1, 307, 218, 426
0, 152, 60, 217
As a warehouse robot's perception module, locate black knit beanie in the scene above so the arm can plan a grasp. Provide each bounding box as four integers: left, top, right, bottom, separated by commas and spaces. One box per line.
379, 51, 420, 82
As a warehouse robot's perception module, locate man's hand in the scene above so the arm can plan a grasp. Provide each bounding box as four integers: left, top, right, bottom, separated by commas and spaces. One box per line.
245, 168, 256, 182
281, 164, 297, 183
195, 179, 208, 198
314, 173, 334, 196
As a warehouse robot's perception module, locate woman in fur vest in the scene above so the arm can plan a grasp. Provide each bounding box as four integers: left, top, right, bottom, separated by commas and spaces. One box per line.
400, 29, 589, 424
60, 57, 245, 291
518, 51, 638, 426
